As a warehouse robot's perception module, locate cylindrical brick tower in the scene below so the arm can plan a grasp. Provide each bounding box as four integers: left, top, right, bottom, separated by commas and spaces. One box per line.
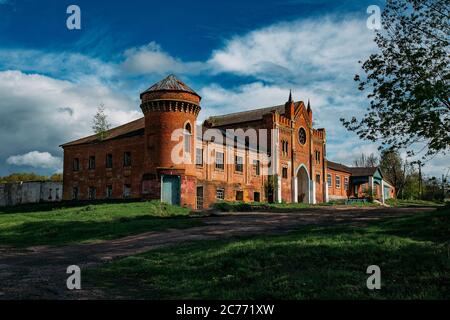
140, 74, 201, 207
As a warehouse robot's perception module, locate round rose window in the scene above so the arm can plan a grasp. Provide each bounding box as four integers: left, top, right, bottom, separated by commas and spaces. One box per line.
298, 127, 306, 145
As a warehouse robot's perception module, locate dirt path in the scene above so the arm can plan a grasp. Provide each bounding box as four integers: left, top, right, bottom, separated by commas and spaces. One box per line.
0, 206, 435, 299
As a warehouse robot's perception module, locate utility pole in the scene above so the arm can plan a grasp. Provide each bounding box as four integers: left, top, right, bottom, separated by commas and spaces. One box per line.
417, 160, 423, 200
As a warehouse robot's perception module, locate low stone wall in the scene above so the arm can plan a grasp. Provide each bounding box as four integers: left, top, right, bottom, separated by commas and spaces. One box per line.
0, 181, 62, 207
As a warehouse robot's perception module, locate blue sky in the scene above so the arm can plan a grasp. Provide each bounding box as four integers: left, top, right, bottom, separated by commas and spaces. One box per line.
0, 0, 447, 177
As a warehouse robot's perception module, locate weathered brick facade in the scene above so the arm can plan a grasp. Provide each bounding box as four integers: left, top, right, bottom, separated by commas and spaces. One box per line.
62, 75, 393, 209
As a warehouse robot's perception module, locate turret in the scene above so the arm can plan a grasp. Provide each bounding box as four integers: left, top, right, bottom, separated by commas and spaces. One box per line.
307, 99, 312, 123
140, 74, 201, 174
284, 90, 295, 119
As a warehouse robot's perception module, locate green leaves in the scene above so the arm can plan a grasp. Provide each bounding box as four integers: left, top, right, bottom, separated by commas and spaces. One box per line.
341, 0, 450, 158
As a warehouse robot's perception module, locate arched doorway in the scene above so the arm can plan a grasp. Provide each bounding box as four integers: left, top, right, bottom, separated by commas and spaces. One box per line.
296, 164, 310, 204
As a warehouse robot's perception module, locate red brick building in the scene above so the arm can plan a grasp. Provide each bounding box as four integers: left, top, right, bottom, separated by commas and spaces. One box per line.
61, 75, 394, 209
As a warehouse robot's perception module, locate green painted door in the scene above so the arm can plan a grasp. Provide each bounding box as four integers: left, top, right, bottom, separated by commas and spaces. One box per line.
162, 175, 181, 205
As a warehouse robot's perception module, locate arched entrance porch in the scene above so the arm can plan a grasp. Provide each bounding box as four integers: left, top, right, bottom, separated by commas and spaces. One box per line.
294, 164, 311, 204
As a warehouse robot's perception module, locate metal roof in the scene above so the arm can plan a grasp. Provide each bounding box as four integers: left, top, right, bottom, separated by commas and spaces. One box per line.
140, 74, 200, 98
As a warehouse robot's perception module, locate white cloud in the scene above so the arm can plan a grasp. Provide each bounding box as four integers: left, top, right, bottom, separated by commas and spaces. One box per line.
0, 70, 141, 172
121, 42, 205, 75
0, 15, 447, 177
7, 151, 62, 170
0, 49, 117, 82
208, 16, 376, 83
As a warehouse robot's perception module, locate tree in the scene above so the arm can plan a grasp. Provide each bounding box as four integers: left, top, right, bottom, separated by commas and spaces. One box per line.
353, 153, 379, 167
379, 150, 405, 197
92, 103, 111, 140
341, 0, 450, 158
0, 172, 49, 183
50, 173, 63, 182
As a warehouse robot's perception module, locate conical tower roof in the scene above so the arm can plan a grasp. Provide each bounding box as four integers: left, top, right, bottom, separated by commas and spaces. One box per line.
141, 74, 201, 98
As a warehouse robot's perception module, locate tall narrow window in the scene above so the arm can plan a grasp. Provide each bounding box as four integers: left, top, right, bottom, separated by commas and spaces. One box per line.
106, 154, 113, 168
316, 174, 321, 184
315, 151, 321, 164
184, 122, 192, 153
123, 152, 131, 167
253, 160, 260, 176
282, 167, 288, 179
72, 186, 79, 200
235, 155, 243, 172
215, 151, 224, 170
327, 173, 332, 187
196, 186, 204, 210
106, 185, 113, 199
89, 156, 96, 170
196, 148, 203, 166
344, 177, 349, 191
336, 176, 341, 189
88, 187, 96, 200
123, 184, 131, 198
73, 158, 80, 171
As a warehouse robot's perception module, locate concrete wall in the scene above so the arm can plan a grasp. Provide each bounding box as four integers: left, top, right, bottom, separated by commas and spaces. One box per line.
0, 181, 63, 207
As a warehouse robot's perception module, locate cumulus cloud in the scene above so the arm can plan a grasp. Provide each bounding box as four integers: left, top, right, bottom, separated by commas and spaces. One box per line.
6, 151, 62, 170
121, 42, 206, 75
0, 70, 141, 175
208, 16, 376, 84
0, 14, 447, 177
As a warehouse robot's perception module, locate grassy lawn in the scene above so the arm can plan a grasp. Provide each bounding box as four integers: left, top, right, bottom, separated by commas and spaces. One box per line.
213, 200, 380, 212
0, 201, 202, 247
213, 199, 443, 213
385, 198, 444, 207
85, 206, 450, 299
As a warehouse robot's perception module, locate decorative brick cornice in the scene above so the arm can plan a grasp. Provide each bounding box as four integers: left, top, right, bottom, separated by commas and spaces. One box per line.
140, 99, 201, 116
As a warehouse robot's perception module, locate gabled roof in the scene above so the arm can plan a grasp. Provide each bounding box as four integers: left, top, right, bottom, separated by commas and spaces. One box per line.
327, 160, 382, 178
205, 102, 302, 127
349, 167, 379, 177
140, 74, 200, 98
61, 117, 145, 147
326, 160, 352, 173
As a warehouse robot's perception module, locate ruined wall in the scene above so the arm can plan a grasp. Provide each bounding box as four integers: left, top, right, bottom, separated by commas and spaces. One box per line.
0, 181, 63, 207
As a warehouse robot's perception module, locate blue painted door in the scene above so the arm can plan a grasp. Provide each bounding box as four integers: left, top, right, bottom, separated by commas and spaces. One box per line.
162, 175, 181, 205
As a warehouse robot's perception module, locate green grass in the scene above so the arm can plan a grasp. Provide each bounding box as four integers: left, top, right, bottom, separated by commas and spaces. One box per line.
0, 201, 202, 247
385, 198, 444, 207
85, 206, 450, 299
213, 200, 379, 212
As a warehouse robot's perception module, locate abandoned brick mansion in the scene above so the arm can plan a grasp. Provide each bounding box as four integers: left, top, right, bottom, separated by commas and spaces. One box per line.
61, 75, 395, 209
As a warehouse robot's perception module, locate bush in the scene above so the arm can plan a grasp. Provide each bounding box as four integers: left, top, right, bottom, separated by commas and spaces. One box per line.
213, 201, 253, 212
